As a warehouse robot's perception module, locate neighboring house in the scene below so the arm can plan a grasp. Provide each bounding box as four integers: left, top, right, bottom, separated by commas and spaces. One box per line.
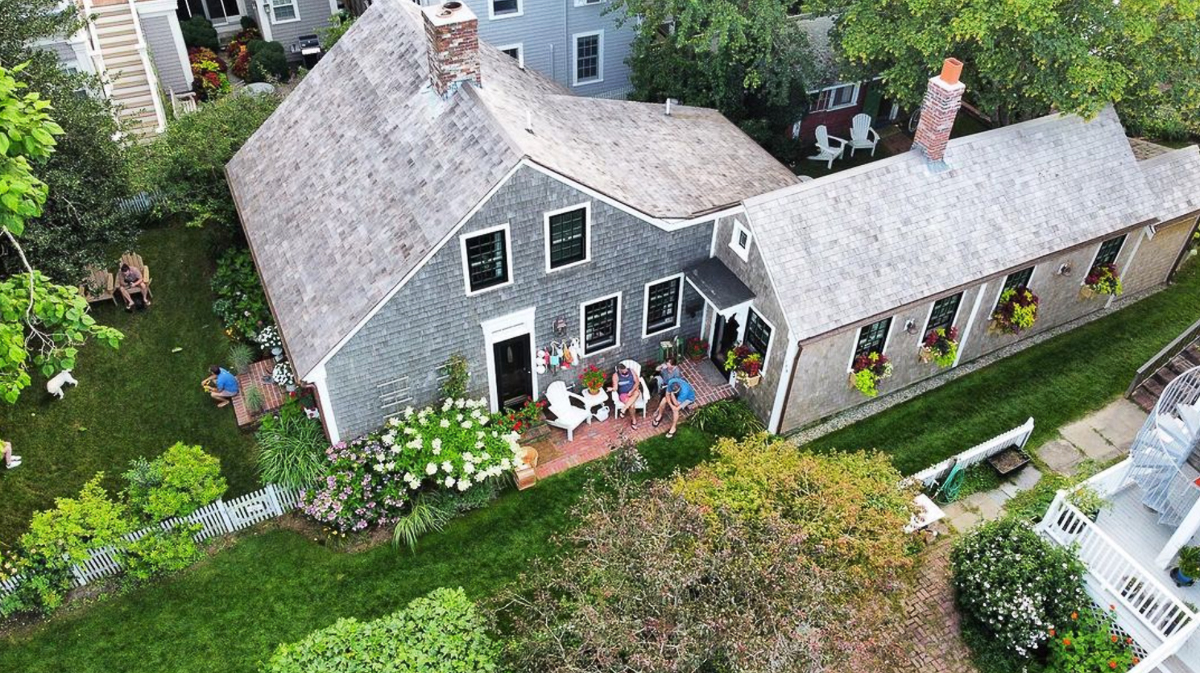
40, 0, 194, 136
176, 0, 343, 57
228, 0, 1200, 444
1038, 364, 1200, 673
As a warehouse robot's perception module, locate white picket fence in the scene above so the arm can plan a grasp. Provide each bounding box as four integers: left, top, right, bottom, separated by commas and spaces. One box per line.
0, 484, 302, 596
908, 417, 1036, 488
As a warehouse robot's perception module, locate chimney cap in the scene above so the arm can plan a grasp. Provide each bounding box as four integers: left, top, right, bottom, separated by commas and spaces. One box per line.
939, 57, 963, 85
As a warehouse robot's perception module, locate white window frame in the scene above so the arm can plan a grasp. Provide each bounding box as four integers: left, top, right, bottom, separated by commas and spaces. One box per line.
459, 223, 514, 297
572, 30, 604, 86
846, 316, 895, 372
544, 202, 592, 273
642, 273, 685, 338
496, 43, 524, 68
574, 0, 604, 6
811, 82, 859, 113
579, 291, 622, 357
268, 0, 301, 24
744, 306, 775, 376
1082, 235, 1127, 287
729, 220, 752, 262
488, 0, 523, 20
921, 291, 963, 342
993, 265, 1037, 313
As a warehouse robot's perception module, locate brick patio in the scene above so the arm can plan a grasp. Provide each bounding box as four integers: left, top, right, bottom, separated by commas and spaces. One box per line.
901, 532, 980, 673
530, 358, 735, 480
232, 358, 288, 428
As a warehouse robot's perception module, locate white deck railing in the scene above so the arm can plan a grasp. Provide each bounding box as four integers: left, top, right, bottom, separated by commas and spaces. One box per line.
1039, 493, 1197, 645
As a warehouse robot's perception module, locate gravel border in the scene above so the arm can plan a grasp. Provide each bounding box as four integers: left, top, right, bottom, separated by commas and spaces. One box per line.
786, 283, 1170, 447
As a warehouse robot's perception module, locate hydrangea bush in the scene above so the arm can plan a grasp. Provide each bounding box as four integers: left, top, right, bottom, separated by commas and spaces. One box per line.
300, 398, 526, 532
951, 519, 1087, 656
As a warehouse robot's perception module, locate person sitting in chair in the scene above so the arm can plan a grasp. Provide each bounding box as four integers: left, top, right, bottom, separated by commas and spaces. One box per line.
203, 365, 240, 408
653, 378, 696, 439
653, 356, 682, 397
610, 362, 641, 430
2, 441, 20, 470
116, 263, 151, 312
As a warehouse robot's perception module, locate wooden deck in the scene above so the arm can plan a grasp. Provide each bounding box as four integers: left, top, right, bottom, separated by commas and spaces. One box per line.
232, 359, 288, 428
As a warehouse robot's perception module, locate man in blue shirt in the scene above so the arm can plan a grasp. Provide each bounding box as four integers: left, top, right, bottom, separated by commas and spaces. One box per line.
652, 377, 696, 438
204, 365, 240, 408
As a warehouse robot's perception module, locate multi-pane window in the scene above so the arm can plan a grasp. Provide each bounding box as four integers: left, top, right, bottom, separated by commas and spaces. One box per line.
575, 33, 601, 83
1002, 267, 1034, 293
548, 207, 587, 269
1093, 234, 1126, 268
813, 84, 856, 112
854, 317, 892, 358
463, 228, 509, 293
745, 309, 772, 359
644, 278, 681, 335
271, 0, 297, 22
499, 46, 522, 64
583, 295, 620, 354
925, 293, 962, 335
491, 0, 519, 16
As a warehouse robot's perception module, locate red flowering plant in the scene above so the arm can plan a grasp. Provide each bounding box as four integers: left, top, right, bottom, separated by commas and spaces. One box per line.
991, 286, 1039, 335
498, 399, 546, 435
685, 337, 709, 361
919, 326, 959, 368
225, 26, 261, 59
188, 47, 230, 100
579, 364, 607, 393
1085, 263, 1123, 296
850, 352, 892, 397
1046, 606, 1136, 673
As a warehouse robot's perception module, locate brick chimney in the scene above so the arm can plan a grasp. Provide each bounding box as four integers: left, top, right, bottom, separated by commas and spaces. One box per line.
422, 1, 481, 97
913, 58, 965, 163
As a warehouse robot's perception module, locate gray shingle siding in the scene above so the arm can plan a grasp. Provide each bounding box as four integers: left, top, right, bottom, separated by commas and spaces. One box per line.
258, 0, 338, 56
141, 15, 189, 95
325, 165, 712, 439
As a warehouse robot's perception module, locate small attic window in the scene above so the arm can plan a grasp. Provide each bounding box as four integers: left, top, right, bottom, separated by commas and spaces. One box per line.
729, 221, 751, 261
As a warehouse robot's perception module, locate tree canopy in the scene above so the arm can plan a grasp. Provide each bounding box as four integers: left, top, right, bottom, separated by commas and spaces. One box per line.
820, 0, 1200, 132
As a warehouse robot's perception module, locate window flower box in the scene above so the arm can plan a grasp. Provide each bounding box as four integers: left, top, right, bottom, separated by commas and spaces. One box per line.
991, 287, 1039, 335
1083, 263, 1122, 298
724, 344, 763, 387
919, 327, 959, 368
850, 352, 892, 397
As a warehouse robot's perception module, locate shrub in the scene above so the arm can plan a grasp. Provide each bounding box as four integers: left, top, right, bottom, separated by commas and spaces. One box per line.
686, 398, 764, 438
180, 16, 219, 51
300, 398, 526, 532
439, 353, 470, 400
188, 47, 231, 101
248, 42, 290, 84
256, 403, 326, 488
318, 12, 355, 51
124, 444, 227, 523
1046, 607, 1137, 673
226, 27, 262, 78
120, 524, 204, 581
212, 248, 271, 342
952, 518, 1087, 656
240, 16, 258, 30
392, 493, 454, 552
264, 587, 499, 673
228, 342, 256, 374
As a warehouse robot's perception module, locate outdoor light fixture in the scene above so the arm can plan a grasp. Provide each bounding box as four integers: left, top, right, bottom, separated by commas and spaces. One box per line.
1057, 263, 1073, 276
904, 319, 917, 334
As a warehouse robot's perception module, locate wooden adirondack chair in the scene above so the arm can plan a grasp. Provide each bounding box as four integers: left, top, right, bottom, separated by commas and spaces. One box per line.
118, 252, 153, 302
848, 113, 880, 157
78, 265, 117, 306
807, 125, 848, 169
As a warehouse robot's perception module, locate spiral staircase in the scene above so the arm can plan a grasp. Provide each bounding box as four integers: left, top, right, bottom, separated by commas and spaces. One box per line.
1128, 365, 1200, 526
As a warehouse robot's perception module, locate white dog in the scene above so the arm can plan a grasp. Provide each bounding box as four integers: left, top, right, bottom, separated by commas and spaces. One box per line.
46, 370, 78, 399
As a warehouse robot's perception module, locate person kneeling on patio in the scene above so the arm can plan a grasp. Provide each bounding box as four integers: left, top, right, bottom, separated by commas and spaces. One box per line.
203, 365, 240, 408
653, 378, 695, 439
610, 362, 641, 429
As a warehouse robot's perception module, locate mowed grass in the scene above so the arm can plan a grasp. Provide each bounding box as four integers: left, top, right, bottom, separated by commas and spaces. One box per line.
0, 429, 715, 673
0, 226, 259, 548
809, 261, 1200, 475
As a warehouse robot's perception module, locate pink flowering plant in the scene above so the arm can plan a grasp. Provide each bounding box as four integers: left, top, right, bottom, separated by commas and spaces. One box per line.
300, 397, 526, 533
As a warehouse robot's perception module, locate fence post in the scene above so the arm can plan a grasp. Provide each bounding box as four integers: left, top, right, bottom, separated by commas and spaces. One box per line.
264, 484, 283, 517
216, 498, 237, 533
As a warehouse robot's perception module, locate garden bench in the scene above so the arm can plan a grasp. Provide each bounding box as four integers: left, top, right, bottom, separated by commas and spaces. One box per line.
78, 266, 117, 306
118, 252, 154, 302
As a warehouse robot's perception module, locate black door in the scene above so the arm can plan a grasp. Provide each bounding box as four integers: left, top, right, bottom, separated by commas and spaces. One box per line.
710, 314, 740, 371
492, 334, 533, 411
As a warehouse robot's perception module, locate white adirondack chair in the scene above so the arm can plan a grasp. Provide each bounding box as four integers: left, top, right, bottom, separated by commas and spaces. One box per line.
848, 113, 880, 156
543, 381, 590, 442
614, 359, 651, 419
807, 125, 848, 169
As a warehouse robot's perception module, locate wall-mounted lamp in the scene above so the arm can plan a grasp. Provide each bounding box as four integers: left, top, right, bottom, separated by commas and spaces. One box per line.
903, 319, 917, 334
1057, 263, 1073, 277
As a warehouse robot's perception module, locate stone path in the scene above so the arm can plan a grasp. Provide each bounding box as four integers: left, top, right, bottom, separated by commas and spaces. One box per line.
902, 536, 979, 673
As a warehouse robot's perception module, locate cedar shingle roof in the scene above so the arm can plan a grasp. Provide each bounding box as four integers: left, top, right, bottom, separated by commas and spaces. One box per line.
1139, 145, 1200, 223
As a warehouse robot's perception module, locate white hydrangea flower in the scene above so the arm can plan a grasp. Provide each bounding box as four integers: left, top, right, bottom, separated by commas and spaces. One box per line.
463, 452, 475, 463
441, 461, 453, 473
389, 417, 401, 427
403, 406, 414, 417
481, 452, 491, 461
374, 463, 385, 472
432, 446, 442, 456
456, 399, 466, 409
439, 419, 450, 428
500, 458, 511, 470
457, 479, 470, 491
444, 476, 456, 488
431, 438, 442, 450
461, 421, 472, 429
474, 441, 485, 450
464, 462, 476, 474
403, 472, 415, 482
386, 461, 395, 471
403, 426, 416, 436
381, 433, 395, 446
406, 438, 422, 450
474, 472, 488, 483
425, 462, 438, 475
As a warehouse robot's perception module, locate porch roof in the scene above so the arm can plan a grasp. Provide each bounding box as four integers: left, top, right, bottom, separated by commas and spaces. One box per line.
685, 257, 755, 311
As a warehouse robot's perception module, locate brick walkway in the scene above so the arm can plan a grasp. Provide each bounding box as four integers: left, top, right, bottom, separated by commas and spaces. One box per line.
531, 359, 735, 479
232, 359, 287, 428
902, 534, 979, 673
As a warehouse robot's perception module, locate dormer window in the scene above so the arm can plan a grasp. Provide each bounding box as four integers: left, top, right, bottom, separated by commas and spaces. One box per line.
729, 221, 752, 261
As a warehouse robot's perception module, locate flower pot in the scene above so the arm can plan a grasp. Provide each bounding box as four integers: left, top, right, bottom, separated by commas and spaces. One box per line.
847, 371, 857, 388
1171, 567, 1196, 587
271, 346, 283, 360
586, 384, 602, 395
285, 383, 297, 393
918, 348, 934, 364
744, 374, 761, 388
1079, 286, 1096, 300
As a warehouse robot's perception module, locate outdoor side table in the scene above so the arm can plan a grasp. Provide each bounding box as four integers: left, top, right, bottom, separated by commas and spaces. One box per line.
581, 389, 609, 424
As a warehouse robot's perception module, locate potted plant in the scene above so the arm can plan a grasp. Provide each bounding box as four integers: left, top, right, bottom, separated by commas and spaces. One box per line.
990, 287, 1039, 335
579, 364, 606, 394
738, 353, 763, 387
1171, 546, 1200, 587
256, 325, 283, 359
919, 327, 959, 368
685, 337, 709, 361
850, 352, 892, 397
272, 361, 296, 392
1082, 263, 1123, 299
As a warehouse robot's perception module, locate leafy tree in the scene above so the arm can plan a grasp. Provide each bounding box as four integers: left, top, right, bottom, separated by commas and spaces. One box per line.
610, 0, 817, 136
123, 443, 228, 523
0, 0, 135, 283
0, 64, 123, 402
318, 12, 356, 51
135, 89, 281, 237
820, 0, 1200, 129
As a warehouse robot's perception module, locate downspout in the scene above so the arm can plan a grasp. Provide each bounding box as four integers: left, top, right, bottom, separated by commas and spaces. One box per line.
771, 341, 803, 434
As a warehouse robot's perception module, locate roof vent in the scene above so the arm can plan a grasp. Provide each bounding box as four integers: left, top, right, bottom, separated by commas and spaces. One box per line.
525, 110, 534, 134
439, 1, 462, 16
665, 98, 677, 116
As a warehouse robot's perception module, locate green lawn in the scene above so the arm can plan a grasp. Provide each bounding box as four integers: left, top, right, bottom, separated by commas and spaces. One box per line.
809, 262, 1200, 475
0, 226, 259, 548
0, 429, 715, 673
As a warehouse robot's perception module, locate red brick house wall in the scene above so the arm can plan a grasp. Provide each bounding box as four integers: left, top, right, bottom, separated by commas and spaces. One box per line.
794, 85, 866, 144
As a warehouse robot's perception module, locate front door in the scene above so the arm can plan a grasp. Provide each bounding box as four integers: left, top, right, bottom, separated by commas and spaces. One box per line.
492, 334, 533, 411
710, 314, 740, 371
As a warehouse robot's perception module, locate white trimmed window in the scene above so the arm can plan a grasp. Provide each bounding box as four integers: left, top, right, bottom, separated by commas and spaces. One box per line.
744, 307, 774, 372
729, 221, 752, 261
497, 44, 523, 67
544, 203, 591, 272
573, 31, 603, 85
1092, 234, 1127, 269
490, 0, 522, 19
270, 0, 299, 23
574, 0, 603, 5
581, 293, 621, 355
812, 83, 858, 112
643, 275, 683, 337
459, 224, 513, 296
853, 317, 892, 360
924, 293, 962, 336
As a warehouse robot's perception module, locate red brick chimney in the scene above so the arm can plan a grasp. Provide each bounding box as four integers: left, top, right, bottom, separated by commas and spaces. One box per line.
913, 58, 965, 163
422, 1, 481, 97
